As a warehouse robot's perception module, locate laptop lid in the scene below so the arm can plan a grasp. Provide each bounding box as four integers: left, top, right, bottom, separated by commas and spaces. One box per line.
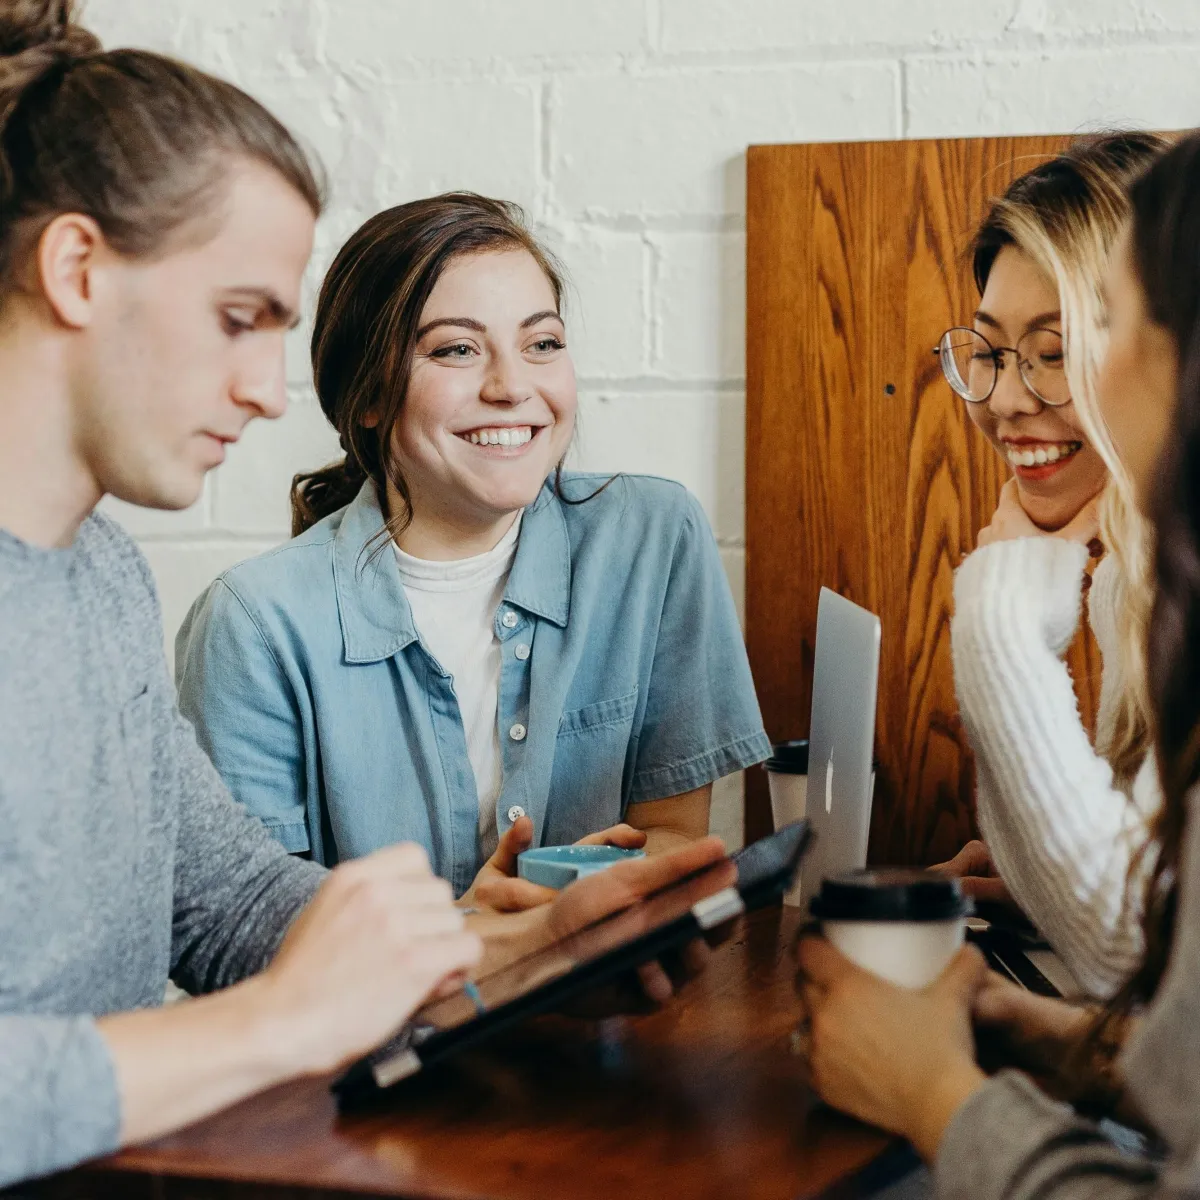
798, 587, 881, 906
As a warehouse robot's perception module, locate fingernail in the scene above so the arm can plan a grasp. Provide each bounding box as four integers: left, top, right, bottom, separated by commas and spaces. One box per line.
1081, 573, 1093, 592
1088, 538, 1104, 558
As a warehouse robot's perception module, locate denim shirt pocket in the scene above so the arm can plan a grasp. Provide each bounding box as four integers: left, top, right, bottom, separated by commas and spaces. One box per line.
546, 687, 639, 842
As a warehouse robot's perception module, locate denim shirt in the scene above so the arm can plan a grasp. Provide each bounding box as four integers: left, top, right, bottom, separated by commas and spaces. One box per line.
176, 473, 770, 896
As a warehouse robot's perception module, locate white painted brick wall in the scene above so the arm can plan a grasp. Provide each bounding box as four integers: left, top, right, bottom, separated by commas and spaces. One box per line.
82, 0, 1200, 849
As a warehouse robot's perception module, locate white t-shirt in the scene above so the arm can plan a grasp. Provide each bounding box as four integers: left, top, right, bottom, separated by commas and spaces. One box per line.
393, 514, 522, 856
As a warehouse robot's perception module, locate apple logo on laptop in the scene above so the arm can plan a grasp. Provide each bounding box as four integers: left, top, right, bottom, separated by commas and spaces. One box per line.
825, 754, 835, 815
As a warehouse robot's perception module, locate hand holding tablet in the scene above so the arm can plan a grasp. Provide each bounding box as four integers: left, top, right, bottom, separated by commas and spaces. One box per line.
334, 823, 812, 1106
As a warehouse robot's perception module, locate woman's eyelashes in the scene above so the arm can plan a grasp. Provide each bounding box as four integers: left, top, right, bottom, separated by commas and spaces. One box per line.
220, 308, 259, 337
430, 340, 478, 360
426, 334, 566, 362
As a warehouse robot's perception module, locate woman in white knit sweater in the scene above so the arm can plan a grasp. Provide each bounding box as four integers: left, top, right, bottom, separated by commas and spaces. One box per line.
937, 134, 1167, 998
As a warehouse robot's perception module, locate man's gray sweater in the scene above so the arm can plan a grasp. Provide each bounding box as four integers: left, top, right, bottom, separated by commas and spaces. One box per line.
0, 514, 324, 1187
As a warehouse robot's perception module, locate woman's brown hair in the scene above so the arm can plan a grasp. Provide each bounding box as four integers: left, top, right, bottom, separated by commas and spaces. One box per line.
1068, 133, 1200, 1111
292, 192, 570, 541
0, 0, 322, 301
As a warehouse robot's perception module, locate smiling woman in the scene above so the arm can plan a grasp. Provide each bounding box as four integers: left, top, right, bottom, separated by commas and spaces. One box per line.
175, 193, 770, 905
935, 132, 1170, 999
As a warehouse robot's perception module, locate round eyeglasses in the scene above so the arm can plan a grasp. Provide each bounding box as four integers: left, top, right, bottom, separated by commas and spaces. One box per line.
933, 326, 1069, 407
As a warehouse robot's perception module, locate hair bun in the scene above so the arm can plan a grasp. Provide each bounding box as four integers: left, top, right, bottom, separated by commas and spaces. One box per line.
0, 0, 100, 62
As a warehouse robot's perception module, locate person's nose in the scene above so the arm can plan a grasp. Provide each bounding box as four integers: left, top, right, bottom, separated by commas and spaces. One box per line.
232, 347, 289, 422
985, 352, 1042, 421
480, 348, 533, 407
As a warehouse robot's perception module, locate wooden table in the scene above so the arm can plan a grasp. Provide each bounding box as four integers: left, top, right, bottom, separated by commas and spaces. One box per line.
35, 907, 910, 1200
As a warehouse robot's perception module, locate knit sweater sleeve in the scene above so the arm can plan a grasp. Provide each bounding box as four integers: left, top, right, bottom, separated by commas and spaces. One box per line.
935, 788, 1200, 1200
952, 537, 1152, 998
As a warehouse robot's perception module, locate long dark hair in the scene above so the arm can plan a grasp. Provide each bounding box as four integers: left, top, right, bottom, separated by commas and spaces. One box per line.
1075, 132, 1200, 1099
0, 0, 322, 300
293, 192, 573, 541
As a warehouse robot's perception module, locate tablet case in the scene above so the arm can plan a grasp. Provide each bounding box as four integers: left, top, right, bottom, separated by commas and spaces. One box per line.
333, 820, 812, 1108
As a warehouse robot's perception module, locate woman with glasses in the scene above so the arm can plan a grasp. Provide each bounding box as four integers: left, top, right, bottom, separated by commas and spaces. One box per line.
932, 133, 1167, 999
796, 125, 1200, 1200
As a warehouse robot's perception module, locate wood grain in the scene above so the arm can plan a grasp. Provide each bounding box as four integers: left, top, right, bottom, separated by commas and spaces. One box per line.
35, 909, 904, 1200
745, 135, 1102, 863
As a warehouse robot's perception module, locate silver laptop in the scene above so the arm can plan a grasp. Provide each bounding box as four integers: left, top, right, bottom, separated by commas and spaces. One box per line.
798, 587, 881, 906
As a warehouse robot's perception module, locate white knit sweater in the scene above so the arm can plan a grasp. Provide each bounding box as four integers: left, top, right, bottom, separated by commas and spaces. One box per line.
952, 537, 1159, 999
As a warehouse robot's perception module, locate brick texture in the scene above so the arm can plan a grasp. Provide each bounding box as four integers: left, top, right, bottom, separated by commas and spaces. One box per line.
81, 0, 1200, 845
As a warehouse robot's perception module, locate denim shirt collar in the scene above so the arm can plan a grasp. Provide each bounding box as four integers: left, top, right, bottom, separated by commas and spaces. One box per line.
333, 479, 570, 665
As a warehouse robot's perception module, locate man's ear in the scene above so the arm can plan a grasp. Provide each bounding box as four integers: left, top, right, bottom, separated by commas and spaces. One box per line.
36, 212, 106, 330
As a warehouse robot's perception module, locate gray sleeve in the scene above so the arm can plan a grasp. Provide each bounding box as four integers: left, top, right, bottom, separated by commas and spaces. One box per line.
935, 1071, 1161, 1200
0, 1016, 120, 1187
110, 541, 324, 994
168, 698, 325, 992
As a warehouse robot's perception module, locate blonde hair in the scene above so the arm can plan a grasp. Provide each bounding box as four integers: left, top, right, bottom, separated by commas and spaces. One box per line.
972, 133, 1167, 781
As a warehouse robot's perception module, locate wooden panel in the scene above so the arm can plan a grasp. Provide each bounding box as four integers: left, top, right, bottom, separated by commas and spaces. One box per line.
745, 135, 1103, 864
40, 910, 902, 1200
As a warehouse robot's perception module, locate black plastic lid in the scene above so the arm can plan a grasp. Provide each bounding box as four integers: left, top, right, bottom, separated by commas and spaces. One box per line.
809, 869, 973, 922
765, 739, 809, 775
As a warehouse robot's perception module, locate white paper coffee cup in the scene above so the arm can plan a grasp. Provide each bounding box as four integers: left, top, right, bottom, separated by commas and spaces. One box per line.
765, 741, 810, 905
810, 869, 972, 989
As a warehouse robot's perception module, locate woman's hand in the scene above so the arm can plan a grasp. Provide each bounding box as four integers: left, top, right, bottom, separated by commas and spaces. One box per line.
929, 839, 1014, 908
972, 968, 1092, 1074
460, 816, 648, 913
466, 835, 732, 1010
795, 936, 988, 1161
977, 479, 1102, 548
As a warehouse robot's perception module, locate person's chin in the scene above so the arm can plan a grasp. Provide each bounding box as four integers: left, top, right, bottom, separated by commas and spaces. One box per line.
1014, 456, 1106, 530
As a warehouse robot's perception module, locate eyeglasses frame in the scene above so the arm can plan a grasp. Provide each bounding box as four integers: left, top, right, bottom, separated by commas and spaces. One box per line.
931, 325, 1070, 408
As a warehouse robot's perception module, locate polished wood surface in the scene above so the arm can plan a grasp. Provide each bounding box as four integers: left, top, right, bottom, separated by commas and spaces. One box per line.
37, 908, 904, 1200
744, 135, 1103, 862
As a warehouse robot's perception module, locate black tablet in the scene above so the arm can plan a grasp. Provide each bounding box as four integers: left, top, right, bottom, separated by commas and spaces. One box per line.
332, 820, 812, 1109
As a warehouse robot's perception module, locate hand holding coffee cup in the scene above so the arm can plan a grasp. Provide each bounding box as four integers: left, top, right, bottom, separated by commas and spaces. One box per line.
808, 869, 973, 989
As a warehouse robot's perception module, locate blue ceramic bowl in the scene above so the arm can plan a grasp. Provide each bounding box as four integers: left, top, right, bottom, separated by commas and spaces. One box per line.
517, 844, 646, 890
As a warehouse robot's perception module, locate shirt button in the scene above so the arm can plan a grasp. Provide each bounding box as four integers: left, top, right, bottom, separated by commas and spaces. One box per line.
501, 610, 519, 629
509, 722, 527, 742
514, 643, 530, 661
507, 805, 526, 823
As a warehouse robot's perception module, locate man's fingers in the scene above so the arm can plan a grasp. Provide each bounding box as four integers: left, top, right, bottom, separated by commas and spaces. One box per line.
408, 931, 484, 992
606, 834, 727, 893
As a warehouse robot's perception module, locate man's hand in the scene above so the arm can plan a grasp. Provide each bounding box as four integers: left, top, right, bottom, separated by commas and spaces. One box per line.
99, 842, 480, 1151
460, 816, 648, 913
795, 935, 988, 1162
255, 843, 482, 1075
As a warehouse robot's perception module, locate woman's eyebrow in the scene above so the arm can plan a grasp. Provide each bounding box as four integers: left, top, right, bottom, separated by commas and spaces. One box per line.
519, 309, 563, 329
973, 309, 1062, 332
416, 317, 486, 338
1022, 309, 1062, 330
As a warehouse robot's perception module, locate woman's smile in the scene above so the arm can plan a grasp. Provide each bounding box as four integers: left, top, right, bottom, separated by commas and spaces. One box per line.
454, 423, 546, 452
1001, 436, 1085, 481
